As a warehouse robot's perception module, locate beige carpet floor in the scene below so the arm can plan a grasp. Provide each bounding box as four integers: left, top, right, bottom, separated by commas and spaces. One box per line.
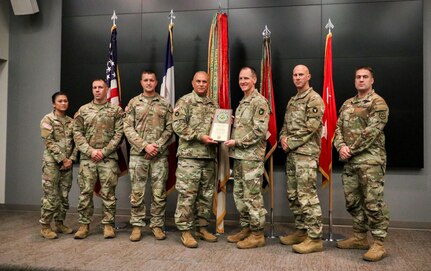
0, 209, 430, 271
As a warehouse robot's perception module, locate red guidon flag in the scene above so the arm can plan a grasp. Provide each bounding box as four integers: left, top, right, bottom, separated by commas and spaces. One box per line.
319, 32, 337, 188
260, 35, 277, 157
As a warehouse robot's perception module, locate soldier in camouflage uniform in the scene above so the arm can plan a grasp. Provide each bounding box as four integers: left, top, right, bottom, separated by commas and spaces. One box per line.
278, 65, 325, 254
334, 66, 389, 262
225, 67, 269, 249
39, 91, 77, 239
173, 71, 219, 248
73, 79, 124, 239
124, 70, 173, 242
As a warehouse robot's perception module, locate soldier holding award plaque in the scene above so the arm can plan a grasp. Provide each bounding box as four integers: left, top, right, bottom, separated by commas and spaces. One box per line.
172, 71, 219, 248
225, 66, 269, 249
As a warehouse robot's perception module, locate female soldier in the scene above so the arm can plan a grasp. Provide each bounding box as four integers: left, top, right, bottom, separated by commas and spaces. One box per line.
39, 91, 77, 239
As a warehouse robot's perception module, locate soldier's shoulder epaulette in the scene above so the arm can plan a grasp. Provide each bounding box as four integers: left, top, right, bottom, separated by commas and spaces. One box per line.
74, 103, 89, 118
372, 95, 388, 111
308, 91, 323, 106
40, 113, 53, 126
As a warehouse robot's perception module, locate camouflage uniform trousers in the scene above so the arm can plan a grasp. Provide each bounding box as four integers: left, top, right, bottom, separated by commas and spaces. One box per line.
77, 159, 119, 225
129, 155, 168, 228
342, 163, 389, 240
232, 160, 267, 231
285, 152, 323, 239
39, 162, 73, 225
175, 158, 215, 231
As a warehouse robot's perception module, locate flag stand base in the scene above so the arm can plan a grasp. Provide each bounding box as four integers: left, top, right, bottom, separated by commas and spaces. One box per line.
323, 232, 344, 242
265, 209, 279, 238
323, 210, 344, 242
114, 222, 128, 230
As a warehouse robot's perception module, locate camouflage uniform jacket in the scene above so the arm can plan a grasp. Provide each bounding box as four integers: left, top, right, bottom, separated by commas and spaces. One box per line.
334, 90, 388, 166
124, 93, 173, 157
173, 91, 218, 159
41, 111, 77, 163
279, 87, 324, 159
230, 89, 269, 161
73, 101, 124, 160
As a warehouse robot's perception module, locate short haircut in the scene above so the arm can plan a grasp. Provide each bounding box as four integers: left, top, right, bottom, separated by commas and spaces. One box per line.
141, 70, 157, 77
51, 91, 68, 103
240, 66, 257, 78
93, 78, 107, 87
355, 66, 374, 78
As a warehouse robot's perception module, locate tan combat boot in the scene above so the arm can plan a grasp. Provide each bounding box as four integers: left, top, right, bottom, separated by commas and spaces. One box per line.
227, 227, 251, 243
180, 231, 198, 248
196, 227, 217, 242
237, 231, 265, 249
292, 237, 324, 254
152, 227, 166, 240
40, 224, 58, 239
363, 240, 387, 261
279, 229, 307, 245
104, 224, 116, 239
54, 222, 73, 234
130, 226, 142, 242
74, 224, 89, 239
336, 232, 369, 249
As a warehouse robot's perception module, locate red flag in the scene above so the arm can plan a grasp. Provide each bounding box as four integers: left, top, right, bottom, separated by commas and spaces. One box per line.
260, 36, 277, 156
319, 32, 337, 188
208, 12, 230, 234
160, 23, 177, 194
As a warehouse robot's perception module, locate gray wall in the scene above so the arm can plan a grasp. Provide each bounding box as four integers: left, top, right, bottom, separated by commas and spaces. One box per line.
0, 0, 10, 203
4, 0, 431, 228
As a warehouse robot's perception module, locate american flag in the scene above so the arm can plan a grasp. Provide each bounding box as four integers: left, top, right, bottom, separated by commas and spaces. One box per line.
106, 24, 128, 175
106, 25, 120, 106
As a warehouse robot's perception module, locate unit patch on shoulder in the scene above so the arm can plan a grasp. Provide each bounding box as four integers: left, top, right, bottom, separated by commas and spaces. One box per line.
42, 122, 52, 131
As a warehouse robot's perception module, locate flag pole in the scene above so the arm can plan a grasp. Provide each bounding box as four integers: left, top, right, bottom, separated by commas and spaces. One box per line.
162, 9, 177, 233
261, 25, 278, 238
322, 19, 343, 242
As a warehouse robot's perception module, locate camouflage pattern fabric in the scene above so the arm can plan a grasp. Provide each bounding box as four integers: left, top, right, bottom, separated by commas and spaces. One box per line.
172, 91, 218, 159
341, 163, 389, 239
40, 112, 77, 163
124, 93, 173, 156
172, 90, 218, 231
77, 159, 119, 224
73, 101, 124, 225
128, 153, 168, 228
39, 162, 73, 224
229, 89, 269, 161
39, 112, 76, 225
230, 89, 269, 231
174, 158, 215, 231
280, 87, 324, 238
285, 153, 322, 238
232, 160, 267, 231
279, 87, 324, 159
334, 90, 389, 240
334, 90, 388, 166
73, 102, 124, 160
124, 93, 173, 228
